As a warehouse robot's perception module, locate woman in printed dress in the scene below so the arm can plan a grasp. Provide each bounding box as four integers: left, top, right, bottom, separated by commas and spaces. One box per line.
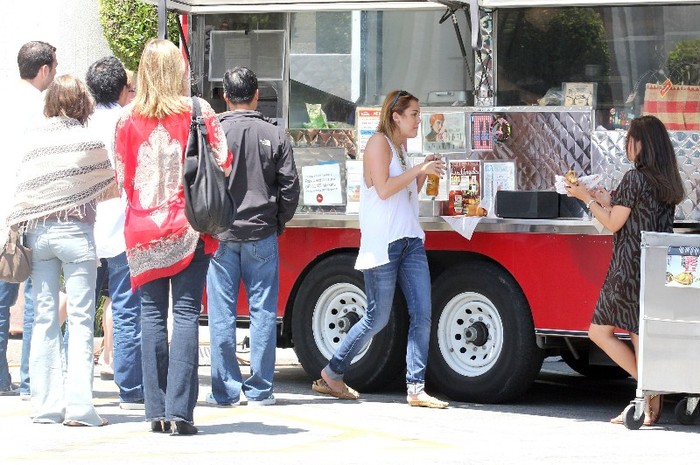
114, 39, 232, 435
566, 115, 684, 426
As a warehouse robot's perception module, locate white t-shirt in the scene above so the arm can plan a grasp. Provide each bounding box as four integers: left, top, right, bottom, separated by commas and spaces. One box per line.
355, 135, 424, 271
89, 103, 126, 259
0, 80, 45, 244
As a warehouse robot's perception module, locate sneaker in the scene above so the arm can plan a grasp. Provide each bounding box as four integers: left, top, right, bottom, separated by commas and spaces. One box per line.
205, 391, 244, 407
120, 401, 145, 410
0, 384, 19, 396
247, 394, 276, 407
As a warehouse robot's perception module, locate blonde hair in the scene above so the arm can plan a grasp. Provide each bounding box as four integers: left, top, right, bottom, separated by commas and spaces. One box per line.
133, 39, 188, 119
44, 74, 95, 125
377, 90, 418, 148
126, 68, 135, 91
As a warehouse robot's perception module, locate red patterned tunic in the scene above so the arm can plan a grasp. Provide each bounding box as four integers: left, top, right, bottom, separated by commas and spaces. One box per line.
114, 97, 232, 289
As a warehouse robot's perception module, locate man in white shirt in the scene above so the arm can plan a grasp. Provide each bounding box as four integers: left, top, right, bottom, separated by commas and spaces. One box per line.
85, 56, 144, 410
0, 41, 57, 396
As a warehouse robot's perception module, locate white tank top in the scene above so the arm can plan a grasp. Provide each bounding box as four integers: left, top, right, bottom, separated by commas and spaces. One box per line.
355, 135, 425, 271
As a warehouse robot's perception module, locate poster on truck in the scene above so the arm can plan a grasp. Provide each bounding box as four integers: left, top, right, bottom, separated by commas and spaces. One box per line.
666, 246, 700, 288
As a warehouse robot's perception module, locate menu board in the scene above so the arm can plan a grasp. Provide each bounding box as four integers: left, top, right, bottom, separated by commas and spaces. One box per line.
301, 163, 343, 205
357, 106, 422, 157
482, 161, 516, 204
449, 160, 481, 198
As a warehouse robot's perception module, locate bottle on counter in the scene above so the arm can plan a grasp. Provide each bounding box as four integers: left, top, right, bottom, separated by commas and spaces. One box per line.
448, 190, 463, 215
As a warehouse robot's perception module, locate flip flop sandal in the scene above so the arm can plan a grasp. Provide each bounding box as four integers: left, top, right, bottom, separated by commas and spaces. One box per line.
64, 418, 109, 427
406, 394, 448, 409
311, 378, 359, 400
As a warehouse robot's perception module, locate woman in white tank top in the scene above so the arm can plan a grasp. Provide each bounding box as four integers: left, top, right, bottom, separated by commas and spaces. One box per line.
311, 90, 448, 408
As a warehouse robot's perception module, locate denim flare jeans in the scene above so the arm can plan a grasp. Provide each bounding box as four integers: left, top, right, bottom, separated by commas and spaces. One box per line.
139, 241, 210, 424
0, 281, 20, 390
206, 233, 279, 404
26, 220, 102, 425
96, 252, 143, 403
325, 237, 432, 392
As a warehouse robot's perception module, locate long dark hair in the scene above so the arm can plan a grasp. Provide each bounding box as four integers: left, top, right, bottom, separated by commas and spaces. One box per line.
627, 115, 685, 206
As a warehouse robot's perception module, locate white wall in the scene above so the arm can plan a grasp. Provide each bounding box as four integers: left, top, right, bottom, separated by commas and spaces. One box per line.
0, 0, 112, 83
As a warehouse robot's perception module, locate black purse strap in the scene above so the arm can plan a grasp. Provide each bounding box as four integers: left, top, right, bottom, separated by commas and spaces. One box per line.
191, 96, 202, 121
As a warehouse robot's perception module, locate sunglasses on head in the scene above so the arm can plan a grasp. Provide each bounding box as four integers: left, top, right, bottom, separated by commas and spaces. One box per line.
390, 90, 409, 110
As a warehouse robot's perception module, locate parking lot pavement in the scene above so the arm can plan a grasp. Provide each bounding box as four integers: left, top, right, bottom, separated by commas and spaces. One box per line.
5, 334, 700, 465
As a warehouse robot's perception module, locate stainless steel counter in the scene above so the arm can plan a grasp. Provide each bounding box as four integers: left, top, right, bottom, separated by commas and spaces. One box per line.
287, 214, 610, 235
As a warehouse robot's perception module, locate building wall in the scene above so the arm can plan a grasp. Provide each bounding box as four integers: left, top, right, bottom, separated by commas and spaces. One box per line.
1, 0, 112, 83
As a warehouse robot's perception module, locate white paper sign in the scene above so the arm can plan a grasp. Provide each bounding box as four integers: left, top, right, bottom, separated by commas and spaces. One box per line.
302, 163, 343, 205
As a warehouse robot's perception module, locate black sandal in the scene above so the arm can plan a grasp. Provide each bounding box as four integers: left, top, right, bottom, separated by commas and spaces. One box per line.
150, 420, 171, 433
171, 420, 198, 436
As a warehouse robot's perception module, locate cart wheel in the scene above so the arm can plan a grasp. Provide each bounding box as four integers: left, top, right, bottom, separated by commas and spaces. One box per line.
674, 397, 700, 425
623, 403, 644, 430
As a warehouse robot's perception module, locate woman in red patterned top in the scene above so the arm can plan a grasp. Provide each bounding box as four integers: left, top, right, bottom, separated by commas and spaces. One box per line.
114, 39, 232, 436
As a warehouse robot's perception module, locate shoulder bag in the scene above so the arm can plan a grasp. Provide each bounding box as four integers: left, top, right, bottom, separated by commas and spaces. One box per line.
183, 97, 236, 236
0, 225, 32, 283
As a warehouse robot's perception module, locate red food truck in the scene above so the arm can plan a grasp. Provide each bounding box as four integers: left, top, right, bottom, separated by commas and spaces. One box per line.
150, 0, 700, 402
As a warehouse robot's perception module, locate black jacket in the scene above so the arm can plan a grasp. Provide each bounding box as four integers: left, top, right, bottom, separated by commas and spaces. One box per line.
218, 110, 299, 241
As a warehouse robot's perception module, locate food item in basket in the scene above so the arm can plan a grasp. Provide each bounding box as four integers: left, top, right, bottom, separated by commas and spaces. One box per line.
564, 169, 579, 185
672, 271, 694, 285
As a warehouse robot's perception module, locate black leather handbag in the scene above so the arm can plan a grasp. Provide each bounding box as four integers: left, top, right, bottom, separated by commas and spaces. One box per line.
183, 97, 236, 236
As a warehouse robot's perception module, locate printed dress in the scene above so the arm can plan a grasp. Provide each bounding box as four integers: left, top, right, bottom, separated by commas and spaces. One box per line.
592, 169, 675, 333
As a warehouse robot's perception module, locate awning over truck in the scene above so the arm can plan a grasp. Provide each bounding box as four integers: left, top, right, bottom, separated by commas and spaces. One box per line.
479, 0, 699, 7
144, 0, 451, 13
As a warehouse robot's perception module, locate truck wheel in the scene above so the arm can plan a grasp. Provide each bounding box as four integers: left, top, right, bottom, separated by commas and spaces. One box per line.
292, 254, 407, 392
428, 261, 544, 403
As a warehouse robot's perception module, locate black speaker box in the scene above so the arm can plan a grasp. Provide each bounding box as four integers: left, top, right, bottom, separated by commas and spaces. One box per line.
558, 194, 586, 218
495, 190, 559, 219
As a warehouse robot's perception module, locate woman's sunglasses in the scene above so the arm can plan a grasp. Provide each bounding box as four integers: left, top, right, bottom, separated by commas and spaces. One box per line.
390, 90, 409, 110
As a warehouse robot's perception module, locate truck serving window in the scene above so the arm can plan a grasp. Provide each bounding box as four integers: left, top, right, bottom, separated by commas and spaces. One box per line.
288, 9, 470, 129
496, 5, 700, 129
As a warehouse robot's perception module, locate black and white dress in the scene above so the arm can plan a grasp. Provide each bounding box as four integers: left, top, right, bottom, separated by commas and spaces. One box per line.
592, 169, 675, 334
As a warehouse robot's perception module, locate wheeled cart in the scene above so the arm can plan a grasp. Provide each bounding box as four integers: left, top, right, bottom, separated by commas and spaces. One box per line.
623, 232, 700, 429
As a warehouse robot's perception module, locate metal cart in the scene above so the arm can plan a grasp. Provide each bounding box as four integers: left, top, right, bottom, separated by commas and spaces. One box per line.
623, 231, 700, 429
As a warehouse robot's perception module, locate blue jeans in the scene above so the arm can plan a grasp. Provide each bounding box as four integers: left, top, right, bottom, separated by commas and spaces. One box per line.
20, 278, 33, 396
27, 220, 102, 425
0, 281, 20, 390
207, 234, 279, 403
326, 237, 432, 389
96, 252, 143, 403
139, 241, 210, 424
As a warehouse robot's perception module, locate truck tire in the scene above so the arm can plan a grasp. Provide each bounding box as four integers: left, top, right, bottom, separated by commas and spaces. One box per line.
292, 254, 407, 392
428, 261, 544, 403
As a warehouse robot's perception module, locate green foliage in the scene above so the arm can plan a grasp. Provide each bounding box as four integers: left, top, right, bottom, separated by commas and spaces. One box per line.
500, 8, 609, 96
98, 0, 180, 72
668, 38, 700, 85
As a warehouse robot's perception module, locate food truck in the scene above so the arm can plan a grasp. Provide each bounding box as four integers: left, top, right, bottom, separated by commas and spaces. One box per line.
149, 0, 700, 403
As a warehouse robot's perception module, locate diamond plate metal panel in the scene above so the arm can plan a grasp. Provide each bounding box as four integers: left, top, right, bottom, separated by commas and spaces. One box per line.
593, 130, 700, 222
469, 109, 592, 191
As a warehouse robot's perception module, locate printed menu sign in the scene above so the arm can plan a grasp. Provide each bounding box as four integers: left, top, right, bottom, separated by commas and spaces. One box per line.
302, 163, 343, 205
666, 246, 700, 288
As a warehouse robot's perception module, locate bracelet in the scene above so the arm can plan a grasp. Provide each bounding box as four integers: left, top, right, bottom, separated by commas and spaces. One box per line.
586, 199, 596, 210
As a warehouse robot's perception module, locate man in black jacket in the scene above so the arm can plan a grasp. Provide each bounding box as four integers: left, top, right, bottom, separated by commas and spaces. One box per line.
206, 67, 299, 407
